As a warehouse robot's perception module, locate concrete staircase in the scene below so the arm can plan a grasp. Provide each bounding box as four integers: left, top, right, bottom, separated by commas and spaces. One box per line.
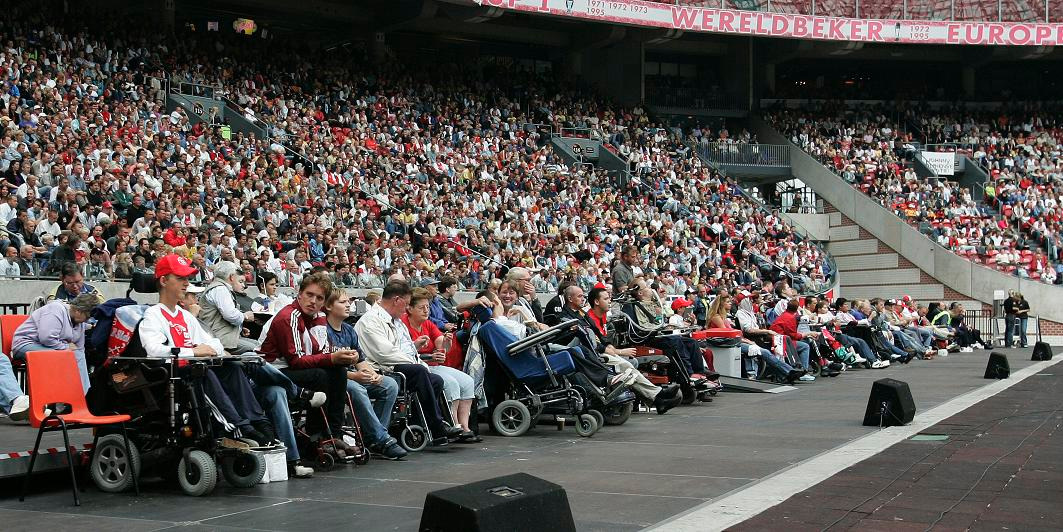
825, 203, 987, 311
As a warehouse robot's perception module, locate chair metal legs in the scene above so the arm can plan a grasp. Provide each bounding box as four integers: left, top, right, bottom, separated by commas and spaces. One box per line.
19, 417, 48, 503
21, 415, 80, 506
58, 418, 81, 506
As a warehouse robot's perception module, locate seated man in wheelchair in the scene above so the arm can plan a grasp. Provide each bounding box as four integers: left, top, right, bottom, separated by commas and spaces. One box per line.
583, 287, 682, 414
355, 280, 466, 447
257, 272, 363, 457
617, 278, 712, 379
462, 288, 636, 409
138, 254, 277, 446
177, 281, 325, 478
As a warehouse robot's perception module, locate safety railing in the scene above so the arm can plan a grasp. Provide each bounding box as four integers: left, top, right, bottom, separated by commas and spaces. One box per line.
174, 82, 220, 99
559, 127, 593, 139
698, 142, 790, 167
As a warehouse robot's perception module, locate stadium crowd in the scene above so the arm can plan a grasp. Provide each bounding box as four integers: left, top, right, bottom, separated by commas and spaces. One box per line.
768, 104, 1063, 284
0, 2, 834, 301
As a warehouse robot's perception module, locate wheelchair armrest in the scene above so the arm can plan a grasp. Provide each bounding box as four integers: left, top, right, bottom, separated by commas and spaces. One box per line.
505, 318, 581, 354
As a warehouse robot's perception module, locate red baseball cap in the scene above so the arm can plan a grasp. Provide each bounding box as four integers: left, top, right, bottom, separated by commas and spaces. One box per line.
154, 254, 199, 279
671, 299, 694, 312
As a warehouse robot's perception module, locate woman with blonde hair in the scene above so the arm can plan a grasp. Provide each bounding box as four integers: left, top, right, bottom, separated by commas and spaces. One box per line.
707, 292, 806, 383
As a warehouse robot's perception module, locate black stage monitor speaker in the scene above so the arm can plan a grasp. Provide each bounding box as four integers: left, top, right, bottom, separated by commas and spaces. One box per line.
1032, 341, 1054, 361
985, 352, 1011, 379
862, 378, 916, 427
419, 472, 576, 532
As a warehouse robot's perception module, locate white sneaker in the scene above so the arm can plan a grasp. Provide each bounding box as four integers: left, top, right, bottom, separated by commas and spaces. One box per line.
309, 392, 327, 408
290, 464, 314, 478
973, 343, 984, 350
871, 360, 890, 369
798, 374, 816, 382
960, 347, 974, 353
852, 355, 868, 364
8, 395, 30, 421
890, 353, 902, 360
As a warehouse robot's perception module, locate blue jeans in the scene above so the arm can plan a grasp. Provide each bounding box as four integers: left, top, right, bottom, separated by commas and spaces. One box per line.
346, 375, 399, 446
893, 330, 922, 351
740, 343, 794, 379
907, 327, 934, 347
256, 385, 299, 461
1005, 315, 1028, 347
794, 339, 811, 369
839, 334, 874, 361
1, 355, 24, 415
14, 342, 89, 394
248, 363, 301, 461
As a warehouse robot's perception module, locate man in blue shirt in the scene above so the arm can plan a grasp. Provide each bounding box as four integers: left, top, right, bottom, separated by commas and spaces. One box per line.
421, 278, 455, 332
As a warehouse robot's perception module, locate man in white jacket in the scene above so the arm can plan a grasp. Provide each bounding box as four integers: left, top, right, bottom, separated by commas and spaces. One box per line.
138, 254, 275, 446
354, 280, 462, 447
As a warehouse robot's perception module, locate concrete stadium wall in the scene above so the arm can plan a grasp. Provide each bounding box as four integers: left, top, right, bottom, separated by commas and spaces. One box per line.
751, 116, 1063, 325
784, 213, 830, 241
0, 281, 557, 308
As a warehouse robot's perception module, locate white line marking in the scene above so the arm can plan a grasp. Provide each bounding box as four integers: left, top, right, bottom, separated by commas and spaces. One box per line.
645, 356, 1063, 532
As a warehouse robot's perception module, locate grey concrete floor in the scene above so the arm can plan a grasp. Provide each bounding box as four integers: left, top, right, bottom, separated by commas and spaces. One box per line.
0, 348, 1044, 531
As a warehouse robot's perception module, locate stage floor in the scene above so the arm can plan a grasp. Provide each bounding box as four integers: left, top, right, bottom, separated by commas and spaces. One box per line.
0, 348, 1052, 531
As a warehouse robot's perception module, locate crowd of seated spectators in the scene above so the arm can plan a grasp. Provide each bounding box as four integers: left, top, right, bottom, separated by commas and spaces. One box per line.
0, 1, 834, 301
767, 103, 1063, 284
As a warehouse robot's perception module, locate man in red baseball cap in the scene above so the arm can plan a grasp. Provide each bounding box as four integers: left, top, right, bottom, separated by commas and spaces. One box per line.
669, 298, 695, 327
138, 254, 277, 446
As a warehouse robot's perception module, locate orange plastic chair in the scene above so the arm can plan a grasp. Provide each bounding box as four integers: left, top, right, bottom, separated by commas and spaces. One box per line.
20, 350, 139, 506
0, 314, 29, 356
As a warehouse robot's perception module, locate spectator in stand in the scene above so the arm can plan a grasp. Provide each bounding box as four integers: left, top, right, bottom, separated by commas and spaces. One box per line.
669, 298, 696, 327
402, 288, 477, 438
11, 294, 98, 393
1003, 290, 1031, 348
258, 272, 361, 454
355, 280, 464, 447
767, 299, 819, 380
49, 262, 104, 304
323, 288, 408, 459
0, 246, 19, 278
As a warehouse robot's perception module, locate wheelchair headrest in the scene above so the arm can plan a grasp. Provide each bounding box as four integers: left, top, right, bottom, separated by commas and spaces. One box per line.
128, 271, 159, 295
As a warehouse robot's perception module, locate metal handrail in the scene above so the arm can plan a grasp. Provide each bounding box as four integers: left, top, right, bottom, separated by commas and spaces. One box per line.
698, 142, 790, 166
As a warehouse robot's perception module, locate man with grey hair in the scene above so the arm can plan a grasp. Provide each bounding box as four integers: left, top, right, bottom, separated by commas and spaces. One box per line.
200, 261, 258, 354
505, 266, 544, 322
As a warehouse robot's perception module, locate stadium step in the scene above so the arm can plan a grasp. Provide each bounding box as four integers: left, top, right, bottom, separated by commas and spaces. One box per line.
822, 207, 985, 309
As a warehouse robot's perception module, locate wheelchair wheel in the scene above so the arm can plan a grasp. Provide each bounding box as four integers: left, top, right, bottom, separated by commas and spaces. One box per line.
315, 452, 336, 472
680, 385, 697, 404
178, 450, 217, 497
400, 425, 429, 452
90, 434, 141, 493
492, 400, 532, 437
603, 402, 634, 426
221, 452, 266, 488
588, 409, 605, 429
575, 414, 598, 437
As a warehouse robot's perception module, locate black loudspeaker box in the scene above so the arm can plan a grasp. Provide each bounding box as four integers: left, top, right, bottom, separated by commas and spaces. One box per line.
1032, 341, 1054, 361
419, 472, 576, 532
984, 352, 1011, 379
862, 378, 917, 427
